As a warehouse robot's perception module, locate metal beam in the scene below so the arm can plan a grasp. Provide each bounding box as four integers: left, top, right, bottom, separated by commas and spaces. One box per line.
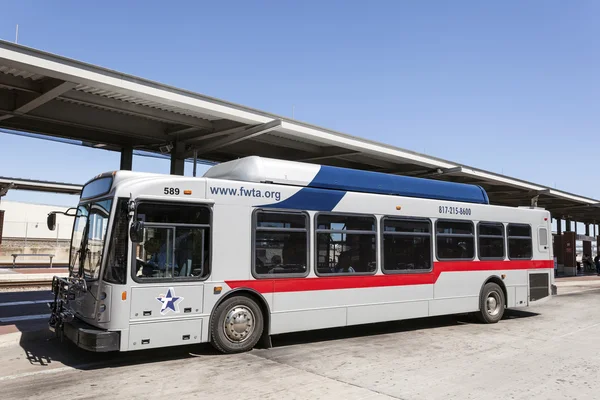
0, 116, 157, 147
193, 120, 282, 155
184, 124, 252, 145
456, 180, 502, 185
546, 202, 600, 214
0, 97, 169, 140
296, 148, 361, 162
60, 90, 214, 130
16, 81, 76, 115
0, 80, 76, 121
341, 154, 400, 170
411, 166, 463, 178
0, 73, 42, 93
166, 126, 203, 137
487, 189, 551, 198
0, 182, 13, 196
486, 189, 529, 195
251, 133, 323, 153
0, 176, 81, 195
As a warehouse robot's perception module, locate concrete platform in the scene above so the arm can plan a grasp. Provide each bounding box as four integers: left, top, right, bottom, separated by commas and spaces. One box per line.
554, 275, 600, 295
0, 267, 68, 283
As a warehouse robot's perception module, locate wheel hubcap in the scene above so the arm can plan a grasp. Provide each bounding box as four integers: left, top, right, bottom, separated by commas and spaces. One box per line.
486, 291, 501, 317
223, 305, 255, 343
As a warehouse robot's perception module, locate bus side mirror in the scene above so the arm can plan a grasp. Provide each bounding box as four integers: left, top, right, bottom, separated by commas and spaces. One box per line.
47, 213, 57, 231
130, 221, 144, 243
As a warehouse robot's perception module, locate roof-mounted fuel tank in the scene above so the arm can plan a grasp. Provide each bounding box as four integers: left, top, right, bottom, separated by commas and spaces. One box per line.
203, 156, 489, 204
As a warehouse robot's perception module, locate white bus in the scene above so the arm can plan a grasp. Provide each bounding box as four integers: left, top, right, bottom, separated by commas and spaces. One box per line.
48, 156, 553, 353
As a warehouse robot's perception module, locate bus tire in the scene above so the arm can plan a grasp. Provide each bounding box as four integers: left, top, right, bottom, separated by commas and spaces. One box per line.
210, 295, 264, 354
476, 282, 505, 324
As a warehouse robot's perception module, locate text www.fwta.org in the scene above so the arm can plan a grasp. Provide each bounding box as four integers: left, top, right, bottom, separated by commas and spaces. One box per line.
209, 186, 281, 201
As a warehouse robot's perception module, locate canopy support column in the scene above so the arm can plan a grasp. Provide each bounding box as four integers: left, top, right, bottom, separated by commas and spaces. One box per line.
170, 141, 185, 176
120, 146, 133, 170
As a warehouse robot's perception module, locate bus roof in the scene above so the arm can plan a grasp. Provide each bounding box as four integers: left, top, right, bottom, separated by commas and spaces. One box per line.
204, 156, 490, 204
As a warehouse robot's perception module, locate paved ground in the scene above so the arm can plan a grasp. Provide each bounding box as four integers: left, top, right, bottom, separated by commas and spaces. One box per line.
0, 290, 53, 335
0, 267, 68, 276
0, 266, 61, 336
0, 284, 598, 400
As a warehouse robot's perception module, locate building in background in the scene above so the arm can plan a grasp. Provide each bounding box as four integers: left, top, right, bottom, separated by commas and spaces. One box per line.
0, 201, 74, 265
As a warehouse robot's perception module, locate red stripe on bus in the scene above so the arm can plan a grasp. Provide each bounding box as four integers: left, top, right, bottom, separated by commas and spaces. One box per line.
225, 260, 553, 294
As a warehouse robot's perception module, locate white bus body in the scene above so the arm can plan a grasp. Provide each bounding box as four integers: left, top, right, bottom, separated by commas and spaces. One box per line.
48, 156, 553, 353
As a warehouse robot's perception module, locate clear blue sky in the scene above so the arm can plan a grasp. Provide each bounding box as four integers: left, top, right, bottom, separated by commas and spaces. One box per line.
0, 1, 598, 207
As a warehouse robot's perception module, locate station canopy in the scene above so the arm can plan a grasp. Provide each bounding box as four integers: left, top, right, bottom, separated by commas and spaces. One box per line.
0, 40, 598, 225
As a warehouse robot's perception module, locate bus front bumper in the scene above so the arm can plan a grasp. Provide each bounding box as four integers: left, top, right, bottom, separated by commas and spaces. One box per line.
52, 317, 120, 352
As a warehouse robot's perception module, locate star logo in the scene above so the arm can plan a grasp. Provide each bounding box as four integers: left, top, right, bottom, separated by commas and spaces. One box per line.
156, 287, 184, 315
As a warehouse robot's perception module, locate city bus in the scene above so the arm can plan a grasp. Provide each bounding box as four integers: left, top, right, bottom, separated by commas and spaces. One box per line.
47, 156, 554, 354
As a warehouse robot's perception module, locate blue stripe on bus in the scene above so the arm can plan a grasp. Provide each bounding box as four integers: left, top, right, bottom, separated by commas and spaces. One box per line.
261, 187, 345, 211
307, 165, 489, 204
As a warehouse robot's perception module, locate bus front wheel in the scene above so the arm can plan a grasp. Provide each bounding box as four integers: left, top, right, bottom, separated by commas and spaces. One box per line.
476, 282, 505, 324
210, 295, 264, 354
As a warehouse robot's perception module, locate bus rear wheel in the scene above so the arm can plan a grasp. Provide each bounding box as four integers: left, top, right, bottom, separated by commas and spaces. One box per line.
476, 282, 505, 324
210, 295, 264, 354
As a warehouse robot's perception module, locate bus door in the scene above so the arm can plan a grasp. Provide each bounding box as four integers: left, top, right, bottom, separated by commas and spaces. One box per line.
128, 201, 211, 350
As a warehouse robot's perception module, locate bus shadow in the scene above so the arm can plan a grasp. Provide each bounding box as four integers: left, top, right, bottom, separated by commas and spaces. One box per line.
15, 310, 541, 371
270, 310, 541, 348
503, 309, 540, 320
16, 331, 220, 372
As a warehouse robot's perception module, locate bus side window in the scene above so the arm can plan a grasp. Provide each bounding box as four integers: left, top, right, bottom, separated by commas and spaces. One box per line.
253, 210, 309, 277
315, 213, 377, 275
508, 224, 532, 260
478, 222, 505, 260
382, 217, 431, 272
436, 220, 475, 260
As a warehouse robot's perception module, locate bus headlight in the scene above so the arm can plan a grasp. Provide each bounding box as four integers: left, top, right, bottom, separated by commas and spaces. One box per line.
99, 304, 106, 312
99, 292, 107, 300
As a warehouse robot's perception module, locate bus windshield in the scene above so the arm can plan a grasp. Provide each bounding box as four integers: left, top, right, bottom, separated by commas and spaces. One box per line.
69, 199, 113, 280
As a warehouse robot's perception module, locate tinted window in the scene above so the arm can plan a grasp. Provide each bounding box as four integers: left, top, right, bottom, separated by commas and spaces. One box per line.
437, 220, 474, 260
478, 222, 504, 260
479, 224, 503, 236
257, 212, 306, 229
508, 224, 531, 237
317, 214, 375, 231
384, 219, 430, 234
508, 224, 532, 259
508, 238, 532, 259
383, 218, 431, 272
82, 200, 112, 280
137, 203, 210, 225
254, 211, 308, 277
103, 199, 128, 284
316, 214, 377, 275
81, 177, 113, 200
437, 221, 473, 235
